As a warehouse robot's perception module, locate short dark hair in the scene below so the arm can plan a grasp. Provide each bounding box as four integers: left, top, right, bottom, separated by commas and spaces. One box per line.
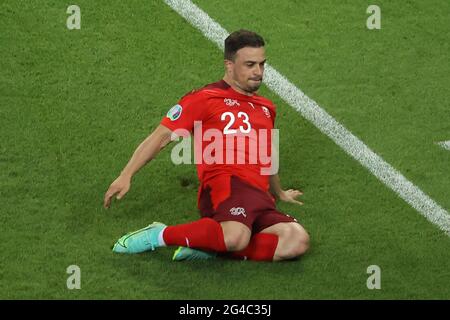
224, 29, 265, 61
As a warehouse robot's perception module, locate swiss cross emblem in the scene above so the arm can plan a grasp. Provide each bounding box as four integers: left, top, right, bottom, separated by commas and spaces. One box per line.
261, 106, 271, 118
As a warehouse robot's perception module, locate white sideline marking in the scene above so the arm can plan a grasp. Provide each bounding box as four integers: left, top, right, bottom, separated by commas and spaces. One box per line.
163, 0, 450, 235
437, 141, 450, 151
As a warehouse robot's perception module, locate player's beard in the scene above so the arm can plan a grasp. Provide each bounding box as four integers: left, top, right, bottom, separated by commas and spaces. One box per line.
231, 76, 263, 94
245, 78, 262, 93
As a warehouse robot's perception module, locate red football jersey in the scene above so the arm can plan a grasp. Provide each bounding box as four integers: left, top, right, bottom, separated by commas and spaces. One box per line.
161, 80, 276, 194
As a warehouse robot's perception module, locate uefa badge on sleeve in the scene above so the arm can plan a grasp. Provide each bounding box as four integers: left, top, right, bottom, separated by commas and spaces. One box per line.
167, 104, 183, 121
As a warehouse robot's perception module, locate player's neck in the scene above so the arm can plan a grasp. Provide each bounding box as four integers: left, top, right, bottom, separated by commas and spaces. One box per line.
222, 76, 254, 97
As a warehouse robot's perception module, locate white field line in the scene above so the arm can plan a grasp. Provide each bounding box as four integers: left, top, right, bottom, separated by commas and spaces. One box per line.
163, 0, 450, 235
437, 140, 450, 151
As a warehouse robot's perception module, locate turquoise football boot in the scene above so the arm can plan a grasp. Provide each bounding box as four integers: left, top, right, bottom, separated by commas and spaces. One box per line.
112, 222, 166, 254
172, 246, 217, 261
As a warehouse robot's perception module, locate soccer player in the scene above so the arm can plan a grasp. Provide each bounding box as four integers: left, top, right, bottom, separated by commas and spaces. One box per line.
104, 30, 310, 262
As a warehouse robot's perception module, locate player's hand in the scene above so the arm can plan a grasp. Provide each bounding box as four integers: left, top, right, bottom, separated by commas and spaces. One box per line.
103, 175, 131, 209
279, 189, 304, 206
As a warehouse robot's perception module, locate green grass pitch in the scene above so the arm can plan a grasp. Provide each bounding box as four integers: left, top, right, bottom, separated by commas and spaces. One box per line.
1, 0, 449, 299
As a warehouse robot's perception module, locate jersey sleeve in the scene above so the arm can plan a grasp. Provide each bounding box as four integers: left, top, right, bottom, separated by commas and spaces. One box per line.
160, 91, 208, 135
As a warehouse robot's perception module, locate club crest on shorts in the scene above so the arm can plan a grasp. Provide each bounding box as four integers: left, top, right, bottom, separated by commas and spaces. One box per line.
167, 104, 183, 121
229, 207, 247, 218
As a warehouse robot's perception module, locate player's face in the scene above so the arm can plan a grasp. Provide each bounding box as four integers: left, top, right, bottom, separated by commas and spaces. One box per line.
227, 46, 266, 94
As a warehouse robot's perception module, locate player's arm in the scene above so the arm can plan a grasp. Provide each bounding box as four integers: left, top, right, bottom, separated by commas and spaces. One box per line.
267, 114, 303, 205
269, 174, 304, 206
103, 124, 173, 209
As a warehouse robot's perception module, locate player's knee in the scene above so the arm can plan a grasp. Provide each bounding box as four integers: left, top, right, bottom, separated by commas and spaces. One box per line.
279, 224, 310, 259
221, 221, 251, 252
294, 232, 310, 256
223, 229, 250, 252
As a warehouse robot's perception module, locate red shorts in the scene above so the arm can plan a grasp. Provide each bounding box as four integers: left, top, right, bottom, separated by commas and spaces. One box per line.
198, 175, 299, 234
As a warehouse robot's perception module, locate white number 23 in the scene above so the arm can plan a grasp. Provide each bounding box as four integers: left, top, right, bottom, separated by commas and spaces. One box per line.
221, 111, 251, 134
